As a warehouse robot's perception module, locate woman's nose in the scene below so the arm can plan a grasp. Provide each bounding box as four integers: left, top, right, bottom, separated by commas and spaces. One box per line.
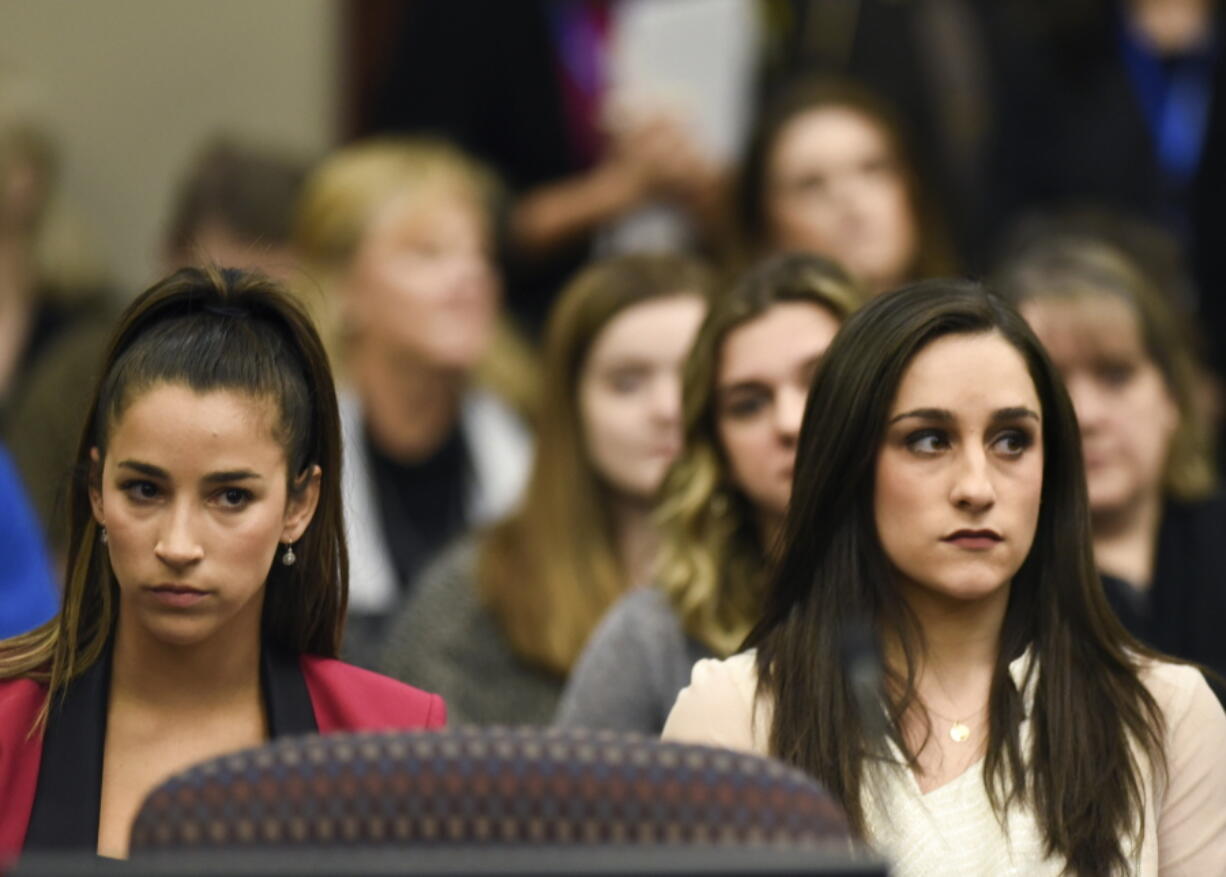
775, 386, 807, 443
950, 448, 996, 511
154, 503, 205, 569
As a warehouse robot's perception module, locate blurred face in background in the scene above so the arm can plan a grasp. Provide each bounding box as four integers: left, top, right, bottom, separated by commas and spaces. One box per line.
765, 106, 917, 294
343, 186, 498, 372
1021, 294, 1177, 519
0, 148, 49, 236
179, 219, 299, 287
716, 301, 842, 527
579, 293, 707, 501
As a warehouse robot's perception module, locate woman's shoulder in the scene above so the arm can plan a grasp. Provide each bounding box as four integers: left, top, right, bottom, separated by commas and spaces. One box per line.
382, 534, 489, 658
1134, 658, 1226, 871
688, 651, 760, 696
1136, 657, 1221, 718
1135, 656, 1226, 773
575, 587, 706, 680
410, 534, 482, 606
0, 675, 46, 722
299, 655, 447, 732
661, 651, 768, 755
604, 587, 683, 632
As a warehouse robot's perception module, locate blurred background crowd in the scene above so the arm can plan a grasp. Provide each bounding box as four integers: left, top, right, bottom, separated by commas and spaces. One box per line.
2, 0, 1224, 715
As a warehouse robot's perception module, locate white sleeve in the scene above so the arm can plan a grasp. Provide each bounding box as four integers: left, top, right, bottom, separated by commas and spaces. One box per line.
1153, 665, 1226, 875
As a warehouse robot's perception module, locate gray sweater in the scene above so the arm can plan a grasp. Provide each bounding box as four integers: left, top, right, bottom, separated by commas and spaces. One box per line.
377, 535, 563, 726
554, 587, 714, 735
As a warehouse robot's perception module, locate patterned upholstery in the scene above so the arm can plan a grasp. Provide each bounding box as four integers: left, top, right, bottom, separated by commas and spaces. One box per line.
128, 726, 849, 853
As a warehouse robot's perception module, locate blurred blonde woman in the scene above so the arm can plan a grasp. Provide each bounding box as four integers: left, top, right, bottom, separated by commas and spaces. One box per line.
556, 253, 861, 733
378, 254, 712, 725
294, 138, 533, 662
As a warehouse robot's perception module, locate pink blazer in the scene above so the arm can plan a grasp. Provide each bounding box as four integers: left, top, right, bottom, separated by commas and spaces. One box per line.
0, 655, 445, 859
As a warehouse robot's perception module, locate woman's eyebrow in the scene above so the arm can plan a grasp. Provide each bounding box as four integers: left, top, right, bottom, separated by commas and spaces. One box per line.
887, 406, 1041, 426
991, 406, 1041, 423
888, 407, 951, 425
718, 378, 770, 395
117, 460, 168, 478
203, 470, 262, 484
116, 460, 262, 483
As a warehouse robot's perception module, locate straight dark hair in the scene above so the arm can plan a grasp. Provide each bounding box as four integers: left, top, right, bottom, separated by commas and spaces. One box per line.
0, 266, 347, 708
747, 280, 1165, 874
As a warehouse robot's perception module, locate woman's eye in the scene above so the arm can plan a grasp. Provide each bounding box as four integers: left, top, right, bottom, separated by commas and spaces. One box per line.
120, 480, 160, 502
905, 430, 948, 454
992, 430, 1032, 457
787, 173, 827, 196
215, 487, 253, 510
723, 393, 768, 420
607, 370, 646, 394
859, 156, 894, 178
1096, 361, 1136, 388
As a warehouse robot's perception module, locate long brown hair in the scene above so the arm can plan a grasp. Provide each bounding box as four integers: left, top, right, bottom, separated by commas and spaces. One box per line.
657, 253, 861, 655
735, 77, 956, 283
0, 267, 348, 706
479, 254, 714, 676
747, 281, 1165, 874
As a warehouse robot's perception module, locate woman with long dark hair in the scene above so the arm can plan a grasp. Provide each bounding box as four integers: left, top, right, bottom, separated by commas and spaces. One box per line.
664, 281, 1226, 873
0, 267, 444, 860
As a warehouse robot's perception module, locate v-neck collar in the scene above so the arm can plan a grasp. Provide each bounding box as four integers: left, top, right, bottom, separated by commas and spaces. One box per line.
23, 639, 317, 851
876, 647, 1038, 799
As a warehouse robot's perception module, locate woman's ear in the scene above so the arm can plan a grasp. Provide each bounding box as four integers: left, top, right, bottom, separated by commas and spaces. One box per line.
282, 464, 322, 543
88, 447, 105, 526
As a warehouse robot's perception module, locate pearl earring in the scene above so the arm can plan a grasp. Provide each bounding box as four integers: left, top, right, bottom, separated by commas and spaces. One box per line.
281, 542, 296, 566
100, 526, 108, 544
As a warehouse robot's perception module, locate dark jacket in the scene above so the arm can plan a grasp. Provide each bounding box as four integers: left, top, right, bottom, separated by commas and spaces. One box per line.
1101, 494, 1226, 701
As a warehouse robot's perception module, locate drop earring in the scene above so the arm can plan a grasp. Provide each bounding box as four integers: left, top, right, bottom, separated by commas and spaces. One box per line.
100, 526, 108, 544
281, 541, 296, 566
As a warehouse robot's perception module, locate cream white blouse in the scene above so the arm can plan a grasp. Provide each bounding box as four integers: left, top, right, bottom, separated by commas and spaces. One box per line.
662, 651, 1226, 876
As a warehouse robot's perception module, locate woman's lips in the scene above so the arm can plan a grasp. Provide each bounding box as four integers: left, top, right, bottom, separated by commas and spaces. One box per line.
146, 585, 210, 608
942, 530, 1003, 550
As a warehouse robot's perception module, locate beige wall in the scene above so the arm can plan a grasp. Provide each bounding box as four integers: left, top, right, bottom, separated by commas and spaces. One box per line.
0, 0, 338, 294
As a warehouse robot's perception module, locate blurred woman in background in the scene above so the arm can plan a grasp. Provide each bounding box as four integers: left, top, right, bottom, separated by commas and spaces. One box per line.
556, 253, 860, 733
994, 229, 1225, 689
378, 254, 711, 725
294, 138, 533, 663
0, 75, 110, 425
1, 73, 114, 556
735, 77, 955, 296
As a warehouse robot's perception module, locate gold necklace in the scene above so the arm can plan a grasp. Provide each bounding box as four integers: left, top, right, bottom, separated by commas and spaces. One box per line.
923, 701, 982, 743
924, 666, 987, 744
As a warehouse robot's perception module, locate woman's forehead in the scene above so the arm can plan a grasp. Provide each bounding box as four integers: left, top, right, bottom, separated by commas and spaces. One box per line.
891, 332, 1040, 413
107, 383, 286, 464
1022, 295, 1145, 362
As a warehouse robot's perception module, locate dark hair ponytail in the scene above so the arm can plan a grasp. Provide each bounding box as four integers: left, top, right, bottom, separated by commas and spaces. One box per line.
0, 266, 347, 711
